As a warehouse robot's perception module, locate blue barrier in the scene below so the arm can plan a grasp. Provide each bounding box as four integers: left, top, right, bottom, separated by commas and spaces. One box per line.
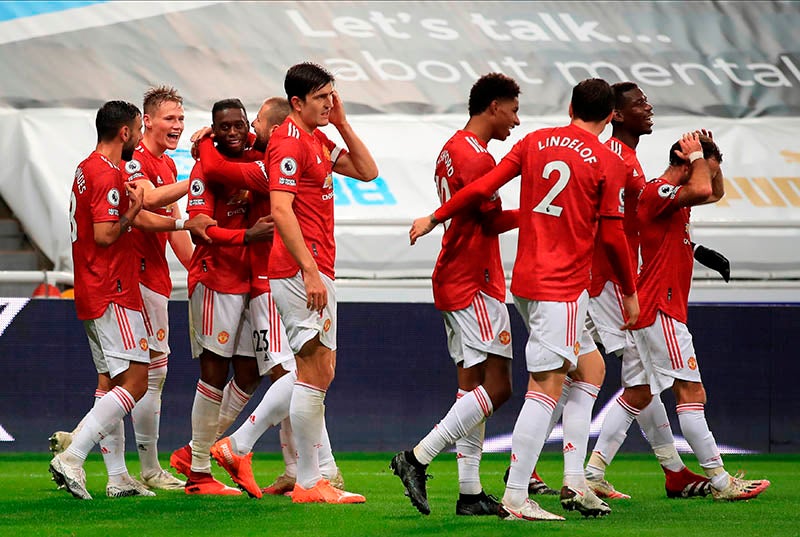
0, 300, 796, 453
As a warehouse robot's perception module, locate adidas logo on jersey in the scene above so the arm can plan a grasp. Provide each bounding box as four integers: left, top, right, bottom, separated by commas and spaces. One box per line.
317, 155, 322, 164
633, 169, 640, 177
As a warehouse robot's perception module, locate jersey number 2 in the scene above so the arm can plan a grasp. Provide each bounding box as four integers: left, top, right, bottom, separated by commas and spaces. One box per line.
533, 160, 570, 217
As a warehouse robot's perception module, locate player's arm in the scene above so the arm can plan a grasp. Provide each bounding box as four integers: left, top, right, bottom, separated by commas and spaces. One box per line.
480, 208, 520, 235
597, 216, 639, 329
328, 91, 378, 182
270, 190, 327, 313
201, 216, 274, 246
166, 202, 193, 269
132, 206, 216, 244
197, 137, 270, 194
673, 132, 713, 207
142, 181, 190, 210
410, 157, 519, 244
93, 182, 145, 247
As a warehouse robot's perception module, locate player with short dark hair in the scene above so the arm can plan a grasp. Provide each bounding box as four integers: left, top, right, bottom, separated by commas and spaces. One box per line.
409, 78, 639, 521
626, 131, 770, 502
267, 62, 378, 504
390, 73, 521, 517
50, 100, 213, 500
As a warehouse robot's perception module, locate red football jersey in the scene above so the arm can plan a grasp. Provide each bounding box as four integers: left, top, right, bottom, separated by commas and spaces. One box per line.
186, 160, 251, 296
122, 143, 178, 297
267, 118, 345, 280
589, 137, 645, 297
432, 130, 506, 311
632, 178, 693, 328
70, 151, 142, 320
509, 124, 626, 301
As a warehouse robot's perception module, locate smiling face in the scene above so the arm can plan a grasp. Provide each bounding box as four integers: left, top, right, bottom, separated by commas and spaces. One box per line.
143, 99, 184, 153
616, 87, 654, 136
489, 97, 521, 142
212, 107, 249, 158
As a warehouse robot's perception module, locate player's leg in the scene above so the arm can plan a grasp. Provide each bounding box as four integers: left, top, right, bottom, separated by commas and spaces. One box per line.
392, 294, 510, 515
180, 284, 245, 495
216, 309, 259, 439
51, 306, 150, 500
131, 285, 183, 489
500, 296, 586, 522
271, 272, 363, 504
644, 313, 769, 501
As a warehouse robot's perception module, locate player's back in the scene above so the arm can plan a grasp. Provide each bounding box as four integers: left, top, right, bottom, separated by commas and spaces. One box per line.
510, 124, 623, 302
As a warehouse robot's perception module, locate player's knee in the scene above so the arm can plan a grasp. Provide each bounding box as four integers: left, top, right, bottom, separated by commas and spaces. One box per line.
622, 385, 652, 410
148, 355, 168, 392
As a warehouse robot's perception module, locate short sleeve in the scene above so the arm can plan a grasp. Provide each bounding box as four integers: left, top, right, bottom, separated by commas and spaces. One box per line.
268, 135, 305, 194
598, 154, 626, 218
639, 179, 683, 221
186, 162, 215, 217
90, 164, 123, 224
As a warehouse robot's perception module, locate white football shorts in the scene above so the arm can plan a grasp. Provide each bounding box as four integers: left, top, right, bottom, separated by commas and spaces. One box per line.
84, 302, 150, 378
442, 291, 513, 369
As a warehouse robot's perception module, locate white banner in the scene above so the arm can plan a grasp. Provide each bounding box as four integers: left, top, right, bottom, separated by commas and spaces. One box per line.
1, 109, 798, 278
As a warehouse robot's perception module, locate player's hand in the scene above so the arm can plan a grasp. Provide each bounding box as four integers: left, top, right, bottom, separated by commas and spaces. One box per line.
619, 292, 640, 330
125, 182, 145, 213
185, 213, 217, 244
328, 90, 347, 127
694, 244, 730, 282
190, 126, 213, 159
302, 267, 327, 313
696, 128, 713, 140
673, 131, 702, 162
244, 215, 275, 244
409, 214, 438, 245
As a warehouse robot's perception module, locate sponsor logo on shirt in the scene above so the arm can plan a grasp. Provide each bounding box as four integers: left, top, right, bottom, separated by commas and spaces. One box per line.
190, 178, 205, 196
281, 157, 298, 176
217, 331, 230, 344
498, 330, 511, 345
107, 188, 120, 207
618, 187, 625, 214
125, 159, 141, 174
108, 208, 119, 216
279, 177, 296, 186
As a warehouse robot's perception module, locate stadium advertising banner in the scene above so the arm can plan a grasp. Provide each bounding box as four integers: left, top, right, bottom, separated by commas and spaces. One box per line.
1, 299, 798, 453
0, 1, 798, 116
0, 1, 798, 277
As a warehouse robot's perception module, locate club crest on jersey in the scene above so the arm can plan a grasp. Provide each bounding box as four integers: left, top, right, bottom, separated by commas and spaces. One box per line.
323, 318, 332, 332
573, 341, 581, 356
190, 178, 205, 196
323, 173, 333, 189
658, 184, 677, 199
618, 187, 625, 213
281, 157, 298, 176
125, 159, 142, 174
688, 356, 697, 370
157, 329, 166, 341
217, 331, 230, 344
107, 188, 120, 207
498, 330, 511, 345
139, 338, 149, 351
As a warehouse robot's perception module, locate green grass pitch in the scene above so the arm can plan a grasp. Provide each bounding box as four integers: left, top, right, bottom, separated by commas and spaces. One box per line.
1, 452, 796, 537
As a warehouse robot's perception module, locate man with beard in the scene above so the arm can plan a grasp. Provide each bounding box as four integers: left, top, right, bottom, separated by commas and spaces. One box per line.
50, 100, 213, 500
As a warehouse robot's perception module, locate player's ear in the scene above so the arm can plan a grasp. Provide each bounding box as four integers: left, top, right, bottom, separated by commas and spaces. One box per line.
290, 95, 304, 113
612, 108, 624, 123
